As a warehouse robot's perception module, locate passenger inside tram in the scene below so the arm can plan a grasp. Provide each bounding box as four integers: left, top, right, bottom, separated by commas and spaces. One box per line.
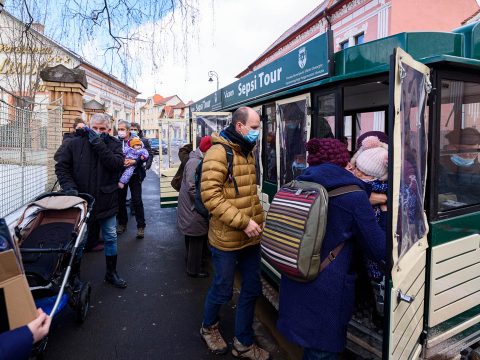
438, 127, 480, 211
280, 103, 307, 184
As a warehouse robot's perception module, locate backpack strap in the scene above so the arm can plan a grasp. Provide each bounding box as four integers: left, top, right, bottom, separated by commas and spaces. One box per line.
319, 184, 364, 272
328, 184, 363, 197
219, 143, 239, 196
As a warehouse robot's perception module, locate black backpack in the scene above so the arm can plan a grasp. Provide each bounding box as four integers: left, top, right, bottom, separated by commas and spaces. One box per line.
171, 144, 193, 191
194, 144, 239, 218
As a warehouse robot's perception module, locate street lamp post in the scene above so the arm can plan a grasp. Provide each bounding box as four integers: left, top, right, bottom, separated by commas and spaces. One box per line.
208, 71, 219, 90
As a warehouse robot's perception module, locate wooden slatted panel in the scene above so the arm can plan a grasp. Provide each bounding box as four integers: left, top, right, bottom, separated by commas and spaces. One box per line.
390, 255, 426, 360
429, 234, 480, 327
398, 318, 424, 360
160, 168, 179, 207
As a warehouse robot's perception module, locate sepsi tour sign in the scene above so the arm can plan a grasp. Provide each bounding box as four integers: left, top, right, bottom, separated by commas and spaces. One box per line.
192, 90, 223, 112
222, 30, 333, 108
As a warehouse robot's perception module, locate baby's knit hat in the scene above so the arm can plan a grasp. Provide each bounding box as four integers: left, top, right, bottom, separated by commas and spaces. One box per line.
354, 136, 388, 180
129, 138, 142, 147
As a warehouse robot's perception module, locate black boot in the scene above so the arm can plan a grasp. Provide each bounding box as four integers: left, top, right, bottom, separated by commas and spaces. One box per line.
105, 255, 127, 288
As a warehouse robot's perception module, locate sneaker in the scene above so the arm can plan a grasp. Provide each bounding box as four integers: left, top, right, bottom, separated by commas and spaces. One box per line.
117, 224, 126, 235
232, 338, 271, 360
200, 322, 228, 355
136, 227, 145, 239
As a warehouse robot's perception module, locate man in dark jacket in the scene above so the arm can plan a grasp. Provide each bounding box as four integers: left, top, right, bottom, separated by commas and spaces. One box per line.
116, 120, 150, 239
53, 117, 85, 162
55, 113, 127, 288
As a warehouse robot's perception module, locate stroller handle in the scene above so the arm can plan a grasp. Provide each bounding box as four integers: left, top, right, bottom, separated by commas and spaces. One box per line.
34, 192, 95, 212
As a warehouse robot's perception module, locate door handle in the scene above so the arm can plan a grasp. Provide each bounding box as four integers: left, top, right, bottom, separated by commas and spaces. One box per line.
397, 290, 415, 304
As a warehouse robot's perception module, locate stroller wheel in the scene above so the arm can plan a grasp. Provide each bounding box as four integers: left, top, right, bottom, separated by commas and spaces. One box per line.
76, 282, 91, 324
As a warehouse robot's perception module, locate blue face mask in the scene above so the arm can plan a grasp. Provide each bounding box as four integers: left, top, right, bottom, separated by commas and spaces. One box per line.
130, 130, 138, 138
450, 154, 475, 167
244, 129, 260, 144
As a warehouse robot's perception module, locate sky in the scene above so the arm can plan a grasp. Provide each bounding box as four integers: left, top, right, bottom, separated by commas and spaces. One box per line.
118, 0, 322, 102
5, 0, 322, 103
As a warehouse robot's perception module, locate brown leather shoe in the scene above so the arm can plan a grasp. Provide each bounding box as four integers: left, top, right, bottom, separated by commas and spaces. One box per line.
116, 224, 126, 235
232, 338, 271, 360
200, 322, 228, 355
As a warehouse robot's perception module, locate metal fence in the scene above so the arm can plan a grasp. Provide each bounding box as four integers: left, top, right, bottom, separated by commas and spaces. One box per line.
0, 87, 63, 217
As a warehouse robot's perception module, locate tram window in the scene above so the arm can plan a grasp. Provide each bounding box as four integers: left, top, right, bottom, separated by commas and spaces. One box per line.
169, 122, 189, 166
195, 115, 230, 146
278, 99, 308, 185
264, 104, 277, 184
254, 108, 262, 186
437, 79, 480, 212
311, 93, 335, 140
344, 111, 386, 151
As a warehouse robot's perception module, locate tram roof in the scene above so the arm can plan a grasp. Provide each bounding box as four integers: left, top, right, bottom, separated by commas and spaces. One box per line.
191, 24, 480, 112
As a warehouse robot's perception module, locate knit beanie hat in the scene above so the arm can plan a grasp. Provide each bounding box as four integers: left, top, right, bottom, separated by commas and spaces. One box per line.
129, 138, 142, 147
199, 136, 212, 153
356, 131, 388, 148
306, 138, 350, 167
354, 136, 388, 180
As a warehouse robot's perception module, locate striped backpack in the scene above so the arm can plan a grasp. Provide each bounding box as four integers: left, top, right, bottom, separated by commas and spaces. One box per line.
261, 181, 362, 282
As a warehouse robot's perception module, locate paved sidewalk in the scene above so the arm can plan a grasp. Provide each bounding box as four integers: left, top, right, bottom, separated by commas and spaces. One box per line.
44, 168, 288, 360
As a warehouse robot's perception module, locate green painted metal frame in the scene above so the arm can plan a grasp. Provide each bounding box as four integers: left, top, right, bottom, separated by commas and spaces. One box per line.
429, 212, 480, 247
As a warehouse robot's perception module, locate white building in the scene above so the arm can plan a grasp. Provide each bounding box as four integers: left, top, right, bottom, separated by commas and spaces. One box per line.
0, 9, 139, 120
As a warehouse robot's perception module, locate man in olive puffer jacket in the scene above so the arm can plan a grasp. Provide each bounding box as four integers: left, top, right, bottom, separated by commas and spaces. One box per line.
199, 107, 270, 360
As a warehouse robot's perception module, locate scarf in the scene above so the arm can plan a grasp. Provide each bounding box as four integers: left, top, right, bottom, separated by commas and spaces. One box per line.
221, 124, 256, 157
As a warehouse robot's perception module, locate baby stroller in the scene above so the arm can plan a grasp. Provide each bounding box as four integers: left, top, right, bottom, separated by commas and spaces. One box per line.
15, 192, 94, 337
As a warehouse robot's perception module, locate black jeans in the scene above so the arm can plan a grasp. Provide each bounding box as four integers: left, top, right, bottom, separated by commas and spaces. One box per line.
185, 234, 208, 274
117, 172, 145, 228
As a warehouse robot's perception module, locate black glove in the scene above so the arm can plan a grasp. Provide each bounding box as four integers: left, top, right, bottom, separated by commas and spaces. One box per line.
88, 129, 101, 145
64, 189, 78, 196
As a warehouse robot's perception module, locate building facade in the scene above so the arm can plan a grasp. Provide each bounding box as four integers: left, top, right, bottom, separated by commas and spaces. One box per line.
237, 0, 480, 77
136, 94, 191, 139
234, 0, 479, 147
0, 10, 139, 127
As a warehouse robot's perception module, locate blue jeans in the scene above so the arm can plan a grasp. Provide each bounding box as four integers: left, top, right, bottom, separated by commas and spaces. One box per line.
303, 349, 338, 360
203, 244, 262, 346
99, 215, 118, 256
77, 215, 118, 258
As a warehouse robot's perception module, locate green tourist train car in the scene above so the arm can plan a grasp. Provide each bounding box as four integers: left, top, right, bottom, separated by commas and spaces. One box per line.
185, 25, 480, 359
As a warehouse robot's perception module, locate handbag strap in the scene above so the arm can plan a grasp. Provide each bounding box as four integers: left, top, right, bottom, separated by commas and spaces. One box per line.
319, 184, 363, 272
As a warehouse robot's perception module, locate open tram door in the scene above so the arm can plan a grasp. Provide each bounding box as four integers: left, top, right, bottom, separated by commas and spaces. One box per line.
385, 48, 431, 359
